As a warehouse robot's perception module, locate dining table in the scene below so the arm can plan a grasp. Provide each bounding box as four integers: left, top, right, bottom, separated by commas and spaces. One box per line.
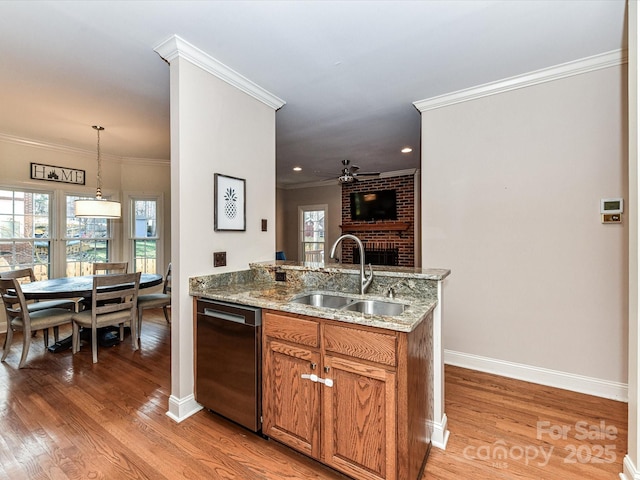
19, 273, 163, 300
18, 273, 163, 352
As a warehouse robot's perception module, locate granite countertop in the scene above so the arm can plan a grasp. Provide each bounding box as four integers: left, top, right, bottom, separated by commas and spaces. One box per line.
190, 262, 450, 333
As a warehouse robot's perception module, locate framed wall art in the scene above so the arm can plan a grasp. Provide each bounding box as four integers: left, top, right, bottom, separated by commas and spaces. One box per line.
214, 173, 246, 231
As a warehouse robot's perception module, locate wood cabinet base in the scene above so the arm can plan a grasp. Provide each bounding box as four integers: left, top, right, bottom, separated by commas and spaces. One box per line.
262, 310, 433, 480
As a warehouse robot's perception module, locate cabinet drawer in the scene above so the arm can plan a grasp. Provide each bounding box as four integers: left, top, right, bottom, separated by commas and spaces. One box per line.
324, 324, 396, 367
264, 311, 319, 347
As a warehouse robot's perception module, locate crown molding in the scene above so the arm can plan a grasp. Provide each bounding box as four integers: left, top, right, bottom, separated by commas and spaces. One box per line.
277, 178, 337, 190
278, 168, 419, 190
0, 132, 169, 166
154, 35, 286, 111
120, 156, 170, 166
379, 168, 419, 179
413, 49, 627, 112
0, 131, 112, 161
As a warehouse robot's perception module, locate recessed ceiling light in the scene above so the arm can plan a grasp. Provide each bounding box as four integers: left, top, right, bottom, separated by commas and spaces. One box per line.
401, 147, 413, 153
293, 166, 302, 172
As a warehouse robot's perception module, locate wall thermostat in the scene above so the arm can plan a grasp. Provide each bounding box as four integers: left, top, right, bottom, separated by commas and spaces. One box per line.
601, 198, 623, 224
601, 198, 623, 214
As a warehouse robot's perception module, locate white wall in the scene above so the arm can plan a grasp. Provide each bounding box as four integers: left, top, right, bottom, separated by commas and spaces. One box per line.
172, 59, 276, 275
164, 44, 279, 420
420, 62, 628, 393
278, 183, 342, 261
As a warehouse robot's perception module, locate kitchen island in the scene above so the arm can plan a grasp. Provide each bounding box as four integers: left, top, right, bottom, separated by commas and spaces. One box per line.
190, 261, 450, 480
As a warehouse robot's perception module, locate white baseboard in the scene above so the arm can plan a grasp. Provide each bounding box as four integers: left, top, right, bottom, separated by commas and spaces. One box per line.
622, 455, 640, 480
430, 414, 449, 449
166, 393, 203, 423
445, 350, 628, 402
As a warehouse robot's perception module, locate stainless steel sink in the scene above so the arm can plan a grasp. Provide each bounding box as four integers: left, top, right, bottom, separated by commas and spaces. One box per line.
291, 293, 407, 317
341, 299, 407, 316
291, 293, 355, 309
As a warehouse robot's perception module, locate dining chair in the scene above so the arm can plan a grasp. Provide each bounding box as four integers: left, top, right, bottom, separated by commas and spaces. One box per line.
92, 262, 128, 274
0, 268, 77, 313
136, 263, 171, 343
0, 278, 75, 368
79, 262, 128, 311
0, 268, 76, 348
71, 272, 140, 363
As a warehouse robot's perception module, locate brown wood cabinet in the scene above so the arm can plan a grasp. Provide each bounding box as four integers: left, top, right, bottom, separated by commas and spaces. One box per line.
262, 309, 433, 480
262, 313, 321, 457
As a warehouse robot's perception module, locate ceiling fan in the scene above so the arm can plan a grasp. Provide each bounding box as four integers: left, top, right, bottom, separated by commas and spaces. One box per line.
337, 159, 380, 184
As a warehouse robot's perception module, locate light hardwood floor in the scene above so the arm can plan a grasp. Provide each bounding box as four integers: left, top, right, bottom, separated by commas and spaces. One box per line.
424, 366, 627, 479
0, 310, 627, 479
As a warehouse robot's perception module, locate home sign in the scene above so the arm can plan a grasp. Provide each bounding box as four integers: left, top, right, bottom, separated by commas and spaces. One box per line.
30, 163, 85, 185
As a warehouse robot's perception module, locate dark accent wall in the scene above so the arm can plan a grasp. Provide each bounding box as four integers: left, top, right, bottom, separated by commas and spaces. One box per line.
341, 175, 415, 267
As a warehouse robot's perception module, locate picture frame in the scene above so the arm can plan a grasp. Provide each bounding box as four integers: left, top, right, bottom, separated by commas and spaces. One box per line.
214, 173, 246, 231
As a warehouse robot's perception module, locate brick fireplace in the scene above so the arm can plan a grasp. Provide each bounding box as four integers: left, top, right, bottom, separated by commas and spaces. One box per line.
340, 174, 415, 267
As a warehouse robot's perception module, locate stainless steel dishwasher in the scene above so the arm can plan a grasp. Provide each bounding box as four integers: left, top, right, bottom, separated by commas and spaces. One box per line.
195, 298, 262, 432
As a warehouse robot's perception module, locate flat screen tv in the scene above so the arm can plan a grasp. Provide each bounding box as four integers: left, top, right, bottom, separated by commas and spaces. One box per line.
350, 189, 397, 221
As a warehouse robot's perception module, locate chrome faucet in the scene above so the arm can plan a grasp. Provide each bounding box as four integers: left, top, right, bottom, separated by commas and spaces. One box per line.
329, 234, 373, 295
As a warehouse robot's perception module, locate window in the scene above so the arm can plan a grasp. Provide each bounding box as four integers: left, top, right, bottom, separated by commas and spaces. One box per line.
64, 195, 111, 277
0, 189, 52, 280
299, 205, 326, 263
131, 198, 159, 273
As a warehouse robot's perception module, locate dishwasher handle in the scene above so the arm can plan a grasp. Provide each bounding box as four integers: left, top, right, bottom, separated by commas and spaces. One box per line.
197, 299, 262, 326
203, 308, 247, 324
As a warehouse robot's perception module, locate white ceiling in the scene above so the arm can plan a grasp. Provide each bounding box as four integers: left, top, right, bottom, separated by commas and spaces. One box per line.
0, 1, 626, 187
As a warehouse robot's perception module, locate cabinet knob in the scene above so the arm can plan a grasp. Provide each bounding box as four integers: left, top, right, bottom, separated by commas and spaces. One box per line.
310, 362, 317, 370
324, 366, 330, 373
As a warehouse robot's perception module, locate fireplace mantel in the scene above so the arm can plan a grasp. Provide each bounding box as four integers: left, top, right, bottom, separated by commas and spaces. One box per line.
339, 221, 410, 232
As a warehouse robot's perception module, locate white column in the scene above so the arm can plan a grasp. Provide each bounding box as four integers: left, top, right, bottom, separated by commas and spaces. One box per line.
431, 279, 449, 449
154, 35, 283, 423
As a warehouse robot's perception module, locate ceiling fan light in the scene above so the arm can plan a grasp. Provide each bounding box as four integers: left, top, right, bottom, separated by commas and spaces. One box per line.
338, 174, 355, 184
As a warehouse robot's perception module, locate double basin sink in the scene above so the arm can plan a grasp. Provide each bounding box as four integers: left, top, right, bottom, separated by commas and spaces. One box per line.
290, 292, 407, 317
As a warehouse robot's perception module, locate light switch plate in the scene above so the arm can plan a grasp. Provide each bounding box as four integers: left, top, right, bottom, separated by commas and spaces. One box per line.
214, 251, 227, 267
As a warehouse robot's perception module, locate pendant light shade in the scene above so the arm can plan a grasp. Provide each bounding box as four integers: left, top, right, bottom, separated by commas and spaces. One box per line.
74, 126, 121, 218
74, 198, 121, 218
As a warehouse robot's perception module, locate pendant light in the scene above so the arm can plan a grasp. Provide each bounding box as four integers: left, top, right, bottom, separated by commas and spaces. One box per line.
74, 125, 121, 218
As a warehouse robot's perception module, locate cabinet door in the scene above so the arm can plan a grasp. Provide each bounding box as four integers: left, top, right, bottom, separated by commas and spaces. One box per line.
323, 355, 397, 480
263, 338, 321, 458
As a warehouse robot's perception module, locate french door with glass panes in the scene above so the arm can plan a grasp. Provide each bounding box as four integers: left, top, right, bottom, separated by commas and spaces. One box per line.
299, 205, 327, 263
